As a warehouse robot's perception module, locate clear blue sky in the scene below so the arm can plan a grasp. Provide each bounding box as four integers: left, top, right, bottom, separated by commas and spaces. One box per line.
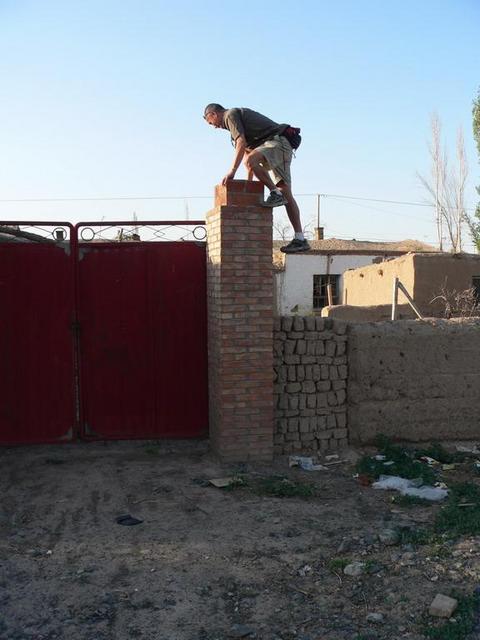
1, 0, 479, 248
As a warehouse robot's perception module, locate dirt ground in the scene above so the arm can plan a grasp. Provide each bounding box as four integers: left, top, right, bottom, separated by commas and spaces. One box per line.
1, 440, 480, 640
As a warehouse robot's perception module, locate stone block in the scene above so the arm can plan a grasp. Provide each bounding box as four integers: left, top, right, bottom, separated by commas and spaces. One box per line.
299, 394, 307, 410
305, 365, 313, 380
336, 413, 347, 428
273, 383, 285, 394
301, 432, 315, 442
320, 365, 330, 380
317, 415, 327, 429
276, 331, 287, 341
299, 417, 310, 433
288, 417, 299, 432
315, 317, 325, 331
333, 320, 347, 335
293, 316, 304, 332
284, 340, 296, 355
288, 365, 296, 382
317, 429, 332, 439
288, 331, 304, 339
328, 391, 338, 406
302, 380, 316, 393
334, 428, 348, 439
285, 355, 300, 365
317, 392, 328, 407
286, 382, 301, 393
284, 409, 300, 417
305, 331, 319, 340
336, 341, 346, 356
317, 380, 330, 392
288, 395, 299, 410
325, 341, 336, 357
285, 432, 300, 442
276, 419, 288, 434
297, 365, 305, 382
332, 380, 346, 390
279, 395, 289, 410
305, 317, 316, 331
301, 356, 317, 364
429, 594, 458, 618
339, 365, 348, 379
315, 341, 325, 356
282, 317, 293, 332
307, 341, 317, 355
274, 318, 281, 332
312, 364, 321, 381
300, 409, 315, 417
307, 394, 317, 409
336, 389, 347, 405
296, 340, 307, 355
327, 414, 336, 428
330, 365, 339, 380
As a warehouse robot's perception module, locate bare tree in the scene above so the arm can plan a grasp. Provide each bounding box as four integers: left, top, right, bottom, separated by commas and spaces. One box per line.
273, 221, 291, 240
431, 281, 480, 318
417, 113, 468, 252
273, 221, 315, 241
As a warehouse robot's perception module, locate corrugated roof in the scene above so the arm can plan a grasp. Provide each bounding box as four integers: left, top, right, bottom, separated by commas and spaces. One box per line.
273, 237, 438, 253
272, 238, 439, 271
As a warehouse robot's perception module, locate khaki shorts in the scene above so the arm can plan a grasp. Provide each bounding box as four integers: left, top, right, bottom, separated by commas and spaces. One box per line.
253, 135, 293, 186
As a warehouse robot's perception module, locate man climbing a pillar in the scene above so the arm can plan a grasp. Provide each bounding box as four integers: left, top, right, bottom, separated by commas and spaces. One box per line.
204, 103, 310, 254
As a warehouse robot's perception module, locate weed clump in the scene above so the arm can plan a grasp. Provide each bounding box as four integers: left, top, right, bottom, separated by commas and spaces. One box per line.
356, 435, 437, 485
434, 482, 480, 537
253, 476, 316, 498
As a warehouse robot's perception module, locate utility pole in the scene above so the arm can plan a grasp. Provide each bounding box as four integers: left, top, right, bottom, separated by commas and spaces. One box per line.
314, 194, 324, 240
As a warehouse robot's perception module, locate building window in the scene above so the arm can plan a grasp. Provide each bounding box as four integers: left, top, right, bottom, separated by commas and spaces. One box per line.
472, 276, 480, 302
313, 274, 340, 309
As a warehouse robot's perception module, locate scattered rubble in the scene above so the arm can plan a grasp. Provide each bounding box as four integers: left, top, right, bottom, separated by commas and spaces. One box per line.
3, 440, 480, 639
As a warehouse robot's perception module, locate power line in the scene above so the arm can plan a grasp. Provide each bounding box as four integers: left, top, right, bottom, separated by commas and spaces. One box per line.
325, 196, 432, 223
0, 191, 476, 211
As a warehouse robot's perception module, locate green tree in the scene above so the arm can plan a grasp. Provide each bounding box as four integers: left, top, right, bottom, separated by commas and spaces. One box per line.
465, 89, 480, 251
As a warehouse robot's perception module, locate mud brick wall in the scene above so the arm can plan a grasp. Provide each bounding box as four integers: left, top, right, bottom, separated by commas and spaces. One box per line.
273, 317, 349, 454
348, 318, 480, 444
206, 180, 274, 462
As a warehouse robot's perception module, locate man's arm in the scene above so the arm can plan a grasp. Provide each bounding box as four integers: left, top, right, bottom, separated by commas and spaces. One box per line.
222, 135, 247, 185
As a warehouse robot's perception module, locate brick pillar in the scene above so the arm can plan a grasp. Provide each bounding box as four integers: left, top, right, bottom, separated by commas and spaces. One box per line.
206, 179, 274, 461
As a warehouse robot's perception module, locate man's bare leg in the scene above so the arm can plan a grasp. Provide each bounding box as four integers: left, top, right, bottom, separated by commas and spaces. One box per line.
276, 182, 302, 234
245, 151, 277, 191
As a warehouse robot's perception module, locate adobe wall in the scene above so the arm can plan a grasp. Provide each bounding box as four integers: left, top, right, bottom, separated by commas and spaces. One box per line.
343, 252, 480, 317
348, 318, 480, 444
412, 253, 480, 315
273, 317, 348, 454
343, 253, 416, 307
321, 303, 415, 322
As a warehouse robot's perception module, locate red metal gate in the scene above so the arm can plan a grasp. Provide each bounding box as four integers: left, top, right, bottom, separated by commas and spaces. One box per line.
0, 223, 76, 444
0, 221, 208, 444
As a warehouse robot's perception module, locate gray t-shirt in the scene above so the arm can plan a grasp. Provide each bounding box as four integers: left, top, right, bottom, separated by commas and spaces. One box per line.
222, 108, 287, 149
